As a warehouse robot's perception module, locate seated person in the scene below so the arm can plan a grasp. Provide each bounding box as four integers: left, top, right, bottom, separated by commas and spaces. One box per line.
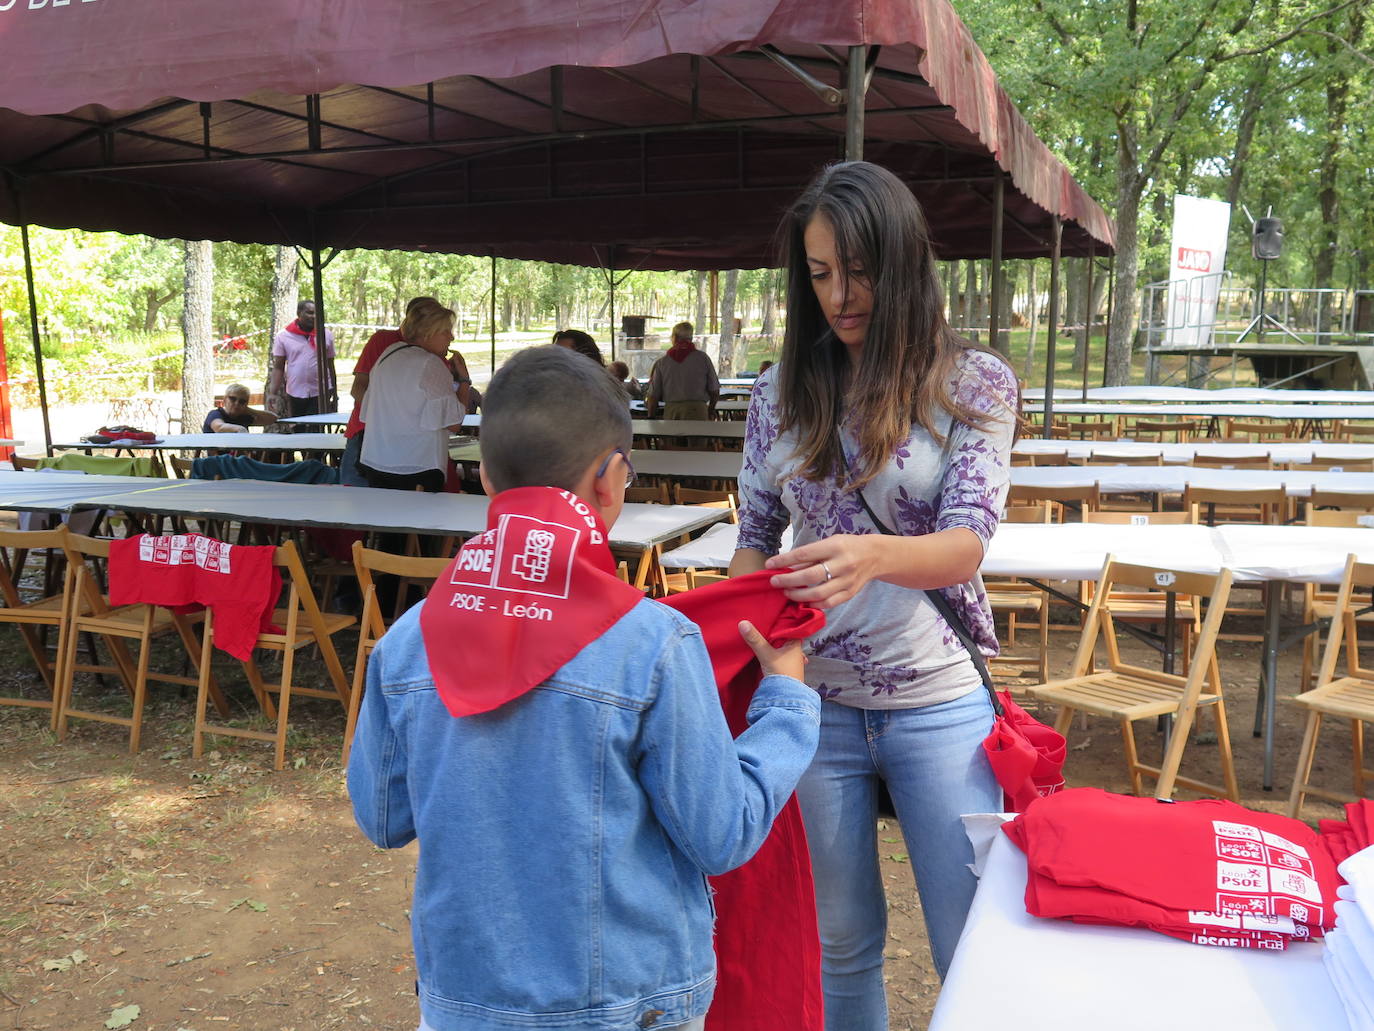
347, 345, 819, 1031
609, 360, 644, 400
202, 384, 275, 433
445, 352, 481, 415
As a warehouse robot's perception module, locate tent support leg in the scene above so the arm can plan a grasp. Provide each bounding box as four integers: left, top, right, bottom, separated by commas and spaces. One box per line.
490, 253, 497, 375
989, 175, 1005, 356
845, 45, 868, 161
18, 218, 53, 456
1042, 215, 1062, 439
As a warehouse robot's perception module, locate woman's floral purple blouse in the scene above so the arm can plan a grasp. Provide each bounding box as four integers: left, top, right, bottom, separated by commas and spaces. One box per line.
737, 349, 1019, 708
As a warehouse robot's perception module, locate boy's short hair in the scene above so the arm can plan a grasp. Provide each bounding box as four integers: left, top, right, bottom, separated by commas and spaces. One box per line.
609, 360, 630, 379
482, 346, 631, 492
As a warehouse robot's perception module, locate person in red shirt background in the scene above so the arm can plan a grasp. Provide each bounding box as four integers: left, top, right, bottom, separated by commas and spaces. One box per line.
341, 296, 477, 487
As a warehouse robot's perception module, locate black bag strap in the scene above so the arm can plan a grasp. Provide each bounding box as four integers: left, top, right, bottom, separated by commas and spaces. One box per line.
838, 446, 1003, 716
375, 342, 420, 367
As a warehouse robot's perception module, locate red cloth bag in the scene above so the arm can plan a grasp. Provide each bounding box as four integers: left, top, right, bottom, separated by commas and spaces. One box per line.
661, 571, 826, 1031
982, 691, 1067, 812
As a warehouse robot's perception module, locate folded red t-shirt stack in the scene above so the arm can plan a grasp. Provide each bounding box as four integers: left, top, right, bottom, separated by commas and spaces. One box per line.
1005, 788, 1339, 951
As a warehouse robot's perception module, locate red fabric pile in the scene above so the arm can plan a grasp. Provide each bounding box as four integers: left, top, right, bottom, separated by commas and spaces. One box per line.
661, 571, 826, 1031
1319, 800, 1374, 869
1005, 788, 1339, 951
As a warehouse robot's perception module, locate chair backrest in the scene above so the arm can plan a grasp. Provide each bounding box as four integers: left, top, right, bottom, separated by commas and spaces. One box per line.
0, 525, 69, 609
1088, 449, 1163, 466
1344, 424, 1374, 443
1007, 482, 1100, 514
1028, 451, 1071, 467
1085, 452, 1163, 467
61, 533, 121, 618
1224, 418, 1287, 441
1002, 501, 1054, 524
10, 455, 40, 471
351, 541, 452, 652
1182, 484, 1288, 525
1305, 509, 1374, 529
1314, 554, 1374, 684
1068, 419, 1114, 440
625, 484, 670, 505
1190, 454, 1273, 469
169, 456, 196, 479
1289, 457, 1374, 473
1069, 555, 1233, 686
1130, 418, 1204, 442
673, 485, 739, 522
1308, 489, 1374, 511
1083, 506, 1198, 526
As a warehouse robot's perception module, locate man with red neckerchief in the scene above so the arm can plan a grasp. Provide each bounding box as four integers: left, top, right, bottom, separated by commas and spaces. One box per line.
268, 299, 335, 424
347, 346, 821, 1031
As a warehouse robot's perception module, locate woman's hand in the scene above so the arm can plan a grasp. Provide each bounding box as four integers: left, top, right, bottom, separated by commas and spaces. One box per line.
738, 620, 806, 681
764, 534, 883, 609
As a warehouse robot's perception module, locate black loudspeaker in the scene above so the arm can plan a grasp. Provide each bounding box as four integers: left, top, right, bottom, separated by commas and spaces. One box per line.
1253, 216, 1284, 261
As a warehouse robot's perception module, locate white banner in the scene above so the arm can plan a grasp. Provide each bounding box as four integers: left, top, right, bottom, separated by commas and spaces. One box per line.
1165, 195, 1231, 347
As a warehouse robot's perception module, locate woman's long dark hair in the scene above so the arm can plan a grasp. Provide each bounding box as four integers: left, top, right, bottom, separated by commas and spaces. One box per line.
777, 161, 1016, 487
553, 329, 605, 367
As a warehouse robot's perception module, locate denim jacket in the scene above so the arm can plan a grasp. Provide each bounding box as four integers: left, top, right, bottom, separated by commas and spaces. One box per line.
347, 598, 821, 1031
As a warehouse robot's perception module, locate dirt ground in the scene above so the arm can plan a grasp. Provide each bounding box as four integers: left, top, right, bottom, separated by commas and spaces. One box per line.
0, 595, 1357, 1031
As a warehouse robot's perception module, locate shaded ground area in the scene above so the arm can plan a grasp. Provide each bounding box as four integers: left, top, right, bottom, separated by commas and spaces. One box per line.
0, 601, 1356, 1031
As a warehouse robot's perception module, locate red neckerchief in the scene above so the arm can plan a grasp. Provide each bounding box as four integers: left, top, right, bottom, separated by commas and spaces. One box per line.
421, 486, 642, 717
667, 338, 695, 363
285, 319, 317, 350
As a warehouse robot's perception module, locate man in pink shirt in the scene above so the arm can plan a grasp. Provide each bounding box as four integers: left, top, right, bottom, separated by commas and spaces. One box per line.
269, 300, 336, 423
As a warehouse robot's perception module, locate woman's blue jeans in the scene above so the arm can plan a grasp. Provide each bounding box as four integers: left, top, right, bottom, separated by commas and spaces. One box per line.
796, 688, 1000, 1031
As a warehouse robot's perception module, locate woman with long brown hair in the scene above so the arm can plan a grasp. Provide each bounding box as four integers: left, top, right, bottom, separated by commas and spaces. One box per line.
729, 161, 1019, 1026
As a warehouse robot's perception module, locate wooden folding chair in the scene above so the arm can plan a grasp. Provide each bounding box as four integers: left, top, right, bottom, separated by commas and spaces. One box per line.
1183, 484, 1288, 526
1025, 451, 1070, 467
1343, 423, 1374, 444
625, 484, 670, 505
1288, 554, 1374, 818
1029, 556, 1238, 800
55, 533, 226, 753
1081, 508, 1202, 671
1289, 457, 1374, 473
1085, 451, 1163, 467
987, 503, 1053, 683
1190, 454, 1274, 470
1297, 510, 1374, 690
1007, 482, 1099, 522
1128, 418, 1205, 443
192, 539, 355, 770
1224, 418, 1289, 442
343, 542, 452, 763
673, 485, 739, 523
0, 525, 116, 724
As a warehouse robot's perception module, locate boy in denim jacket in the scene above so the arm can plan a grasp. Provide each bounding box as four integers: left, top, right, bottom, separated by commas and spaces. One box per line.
348, 346, 821, 1031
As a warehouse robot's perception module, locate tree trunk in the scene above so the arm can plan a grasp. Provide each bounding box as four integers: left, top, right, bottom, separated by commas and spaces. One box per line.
1022, 261, 1038, 381
181, 240, 215, 431
1313, 7, 1360, 335
760, 269, 779, 345
1067, 261, 1086, 372
717, 270, 739, 376
693, 271, 707, 336
1226, 62, 1272, 208
1105, 163, 1146, 386
143, 288, 178, 332
265, 245, 298, 419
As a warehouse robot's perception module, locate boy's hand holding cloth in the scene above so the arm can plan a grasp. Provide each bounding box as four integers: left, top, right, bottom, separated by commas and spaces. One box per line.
1005, 788, 1339, 950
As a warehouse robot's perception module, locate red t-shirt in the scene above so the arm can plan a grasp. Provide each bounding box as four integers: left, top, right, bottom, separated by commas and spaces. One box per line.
108, 534, 281, 661
344, 328, 402, 438
1006, 789, 1339, 940
662, 572, 826, 1031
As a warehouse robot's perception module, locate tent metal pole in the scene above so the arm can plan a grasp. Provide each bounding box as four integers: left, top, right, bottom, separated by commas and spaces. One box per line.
1042, 216, 1062, 439
608, 246, 617, 362
1082, 243, 1095, 400
490, 253, 497, 375
845, 45, 867, 161
18, 221, 53, 456
309, 242, 333, 411
1103, 254, 1115, 388
988, 175, 1004, 355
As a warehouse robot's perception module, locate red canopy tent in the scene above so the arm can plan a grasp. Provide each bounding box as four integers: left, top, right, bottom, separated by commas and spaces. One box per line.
0, 0, 1113, 439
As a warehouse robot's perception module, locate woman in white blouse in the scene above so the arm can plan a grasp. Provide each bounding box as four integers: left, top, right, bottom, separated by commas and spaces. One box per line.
358, 300, 464, 493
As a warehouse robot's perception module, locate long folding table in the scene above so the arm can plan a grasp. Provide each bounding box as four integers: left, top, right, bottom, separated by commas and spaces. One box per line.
660, 518, 1374, 791
931, 824, 1346, 1030
449, 444, 744, 483
1013, 439, 1374, 464
632, 420, 746, 442
1010, 465, 1374, 499
0, 471, 730, 593
1026, 385, 1374, 403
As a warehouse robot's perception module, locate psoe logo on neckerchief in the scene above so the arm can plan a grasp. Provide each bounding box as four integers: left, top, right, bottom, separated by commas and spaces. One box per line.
489, 514, 580, 600
511, 530, 556, 583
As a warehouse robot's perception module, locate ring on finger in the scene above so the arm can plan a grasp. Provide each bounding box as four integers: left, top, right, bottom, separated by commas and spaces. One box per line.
821, 562, 834, 583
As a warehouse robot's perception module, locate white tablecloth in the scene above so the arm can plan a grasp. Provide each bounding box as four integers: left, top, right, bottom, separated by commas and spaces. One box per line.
1011, 465, 1374, 498
1013, 440, 1374, 464
1024, 402, 1374, 420
1026, 386, 1374, 404
930, 831, 1347, 1031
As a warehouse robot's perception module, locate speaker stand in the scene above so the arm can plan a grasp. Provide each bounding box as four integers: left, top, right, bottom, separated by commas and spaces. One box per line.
1234, 261, 1305, 345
